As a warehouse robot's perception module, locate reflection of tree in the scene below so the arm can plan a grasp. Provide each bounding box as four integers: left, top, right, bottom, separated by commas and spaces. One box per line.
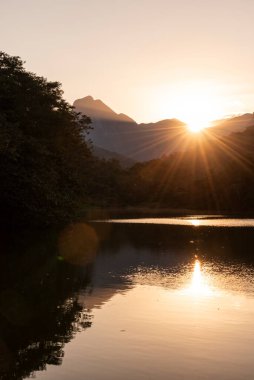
94, 222, 254, 264
0, 229, 94, 380
1, 223, 254, 379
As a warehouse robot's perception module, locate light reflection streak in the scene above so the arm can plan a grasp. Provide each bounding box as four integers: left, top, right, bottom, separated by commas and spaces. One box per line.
190, 219, 201, 227
182, 259, 214, 297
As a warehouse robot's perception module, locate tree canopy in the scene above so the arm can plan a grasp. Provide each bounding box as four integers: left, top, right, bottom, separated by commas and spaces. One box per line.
1, 51, 254, 227
0, 52, 92, 225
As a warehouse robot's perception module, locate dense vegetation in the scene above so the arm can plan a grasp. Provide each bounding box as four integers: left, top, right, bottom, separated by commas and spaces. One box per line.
1, 51, 254, 226
0, 52, 94, 225
125, 132, 254, 212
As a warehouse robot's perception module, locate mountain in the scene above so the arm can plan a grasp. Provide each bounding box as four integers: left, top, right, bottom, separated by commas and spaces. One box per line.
211, 113, 254, 135
92, 145, 136, 167
74, 96, 188, 161
74, 96, 254, 162
74, 95, 135, 123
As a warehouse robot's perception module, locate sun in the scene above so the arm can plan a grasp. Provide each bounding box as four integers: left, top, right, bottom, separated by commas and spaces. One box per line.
174, 83, 225, 133
156, 82, 226, 133
187, 119, 210, 133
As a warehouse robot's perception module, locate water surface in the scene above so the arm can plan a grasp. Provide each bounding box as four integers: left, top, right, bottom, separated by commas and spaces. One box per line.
101, 215, 254, 227
0, 218, 254, 379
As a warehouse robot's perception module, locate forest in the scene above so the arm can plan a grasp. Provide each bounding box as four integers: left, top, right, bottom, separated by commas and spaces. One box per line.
1, 51, 254, 227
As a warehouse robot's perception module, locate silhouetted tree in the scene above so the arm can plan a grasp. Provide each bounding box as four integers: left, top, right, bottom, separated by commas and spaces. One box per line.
1, 51, 254, 224
0, 52, 92, 225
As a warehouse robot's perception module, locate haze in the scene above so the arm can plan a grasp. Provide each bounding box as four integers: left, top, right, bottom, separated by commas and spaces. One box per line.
1, 0, 254, 123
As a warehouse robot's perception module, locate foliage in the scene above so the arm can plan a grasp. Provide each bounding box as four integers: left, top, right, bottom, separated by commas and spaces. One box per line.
1, 51, 254, 226
0, 52, 92, 225
123, 130, 254, 213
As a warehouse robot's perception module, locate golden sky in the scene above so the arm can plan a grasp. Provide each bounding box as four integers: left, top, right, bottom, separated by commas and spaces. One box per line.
1, 0, 254, 123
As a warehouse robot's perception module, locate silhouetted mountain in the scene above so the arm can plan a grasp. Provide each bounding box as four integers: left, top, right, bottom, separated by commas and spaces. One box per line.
74, 96, 254, 162
226, 124, 254, 158
74, 96, 135, 123
92, 145, 136, 167
211, 113, 254, 135
74, 96, 187, 161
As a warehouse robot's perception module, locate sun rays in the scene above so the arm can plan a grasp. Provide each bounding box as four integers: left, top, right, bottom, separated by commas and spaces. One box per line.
154, 82, 228, 134
131, 120, 253, 210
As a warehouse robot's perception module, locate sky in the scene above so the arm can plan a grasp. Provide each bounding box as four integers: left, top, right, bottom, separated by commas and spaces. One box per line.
1, 0, 254, 123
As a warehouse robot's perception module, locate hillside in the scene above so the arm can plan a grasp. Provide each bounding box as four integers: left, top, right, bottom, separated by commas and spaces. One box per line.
74, 96, 187, 161
211, 113, 254, 135
74, 96, 254, 162
92, 145, 136, 167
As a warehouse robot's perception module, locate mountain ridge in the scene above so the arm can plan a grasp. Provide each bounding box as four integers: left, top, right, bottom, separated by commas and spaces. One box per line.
74, 96, 254, 162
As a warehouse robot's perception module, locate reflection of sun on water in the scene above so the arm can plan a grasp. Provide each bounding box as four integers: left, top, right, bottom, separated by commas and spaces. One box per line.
190, 219, 201, 227
191, 260, 203, 292
183, 259, 214, 297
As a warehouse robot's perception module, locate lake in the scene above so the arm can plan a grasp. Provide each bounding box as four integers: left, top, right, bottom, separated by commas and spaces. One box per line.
1, 216, 254, 379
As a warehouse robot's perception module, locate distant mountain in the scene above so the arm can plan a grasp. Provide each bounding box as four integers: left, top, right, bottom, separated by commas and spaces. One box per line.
74, 96, 254, 162
226, 124, 254, 157
92, 145, 136, 168
211, 113, 254, 135
74, 95, 135, 123
74, 96, 187, 161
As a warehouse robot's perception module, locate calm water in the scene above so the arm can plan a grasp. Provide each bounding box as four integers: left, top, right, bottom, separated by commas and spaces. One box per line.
1, 217, 254, 379
103, 216, 254, 227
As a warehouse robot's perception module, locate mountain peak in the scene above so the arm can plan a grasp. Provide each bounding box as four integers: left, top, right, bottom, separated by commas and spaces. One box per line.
73, 96, 116, 117
73, 96, 136, 123
73, 95, 254, 162
81, 95, 94, 102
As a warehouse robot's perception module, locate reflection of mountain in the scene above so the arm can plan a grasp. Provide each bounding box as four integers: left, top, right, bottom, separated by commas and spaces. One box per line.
74, 96, 254, 162
1, 223, 254, 378
86, 222, 254, 297
66, 222, 254, 306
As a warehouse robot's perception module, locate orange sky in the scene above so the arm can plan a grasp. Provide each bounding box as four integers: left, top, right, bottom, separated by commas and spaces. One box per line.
1, 0, 254, 123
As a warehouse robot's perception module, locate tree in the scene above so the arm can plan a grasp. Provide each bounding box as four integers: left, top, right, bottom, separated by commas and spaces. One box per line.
0, 52, 92, 225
